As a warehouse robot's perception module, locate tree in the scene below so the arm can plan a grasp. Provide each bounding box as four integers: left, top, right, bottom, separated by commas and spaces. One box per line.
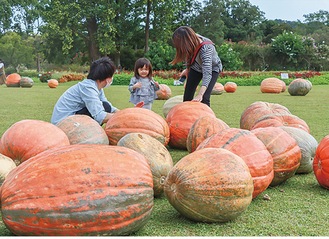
271, 31, 305, 69
0, 31, 34, 70
221, 0, 265, 42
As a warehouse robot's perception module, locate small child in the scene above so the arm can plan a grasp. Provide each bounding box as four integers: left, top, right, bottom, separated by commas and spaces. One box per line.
128, 58, 160, 110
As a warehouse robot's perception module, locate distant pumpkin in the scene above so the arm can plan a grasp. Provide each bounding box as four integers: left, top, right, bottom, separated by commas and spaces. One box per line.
48, 79, 59, 88
20, 77, 34, 88
224, 82, 237, 93
156, 84, 172, 100
260, 78, 282, 93
6, 73, 21, 87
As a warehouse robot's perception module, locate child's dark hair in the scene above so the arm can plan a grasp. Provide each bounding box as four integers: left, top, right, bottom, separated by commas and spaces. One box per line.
87, 57, 116, 81
134, 58, 153, 79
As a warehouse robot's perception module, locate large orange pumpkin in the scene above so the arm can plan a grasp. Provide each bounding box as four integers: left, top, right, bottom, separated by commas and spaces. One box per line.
164, 148, 253, 222
240, 101, 291, 130
5, 73, 21, 87
260, 77, 283, 93
252, 127, 301, 186
313, 135, 329, 189
251, 113, 310, 133
117, 132, 173, 197
56, 115, 109, 145
105, 107, 170, 146
186, 115, 229, 153
0, 119, 70, 165
0, 144, 154, 236
166, 101, 216, 149
196, 128, 274, 199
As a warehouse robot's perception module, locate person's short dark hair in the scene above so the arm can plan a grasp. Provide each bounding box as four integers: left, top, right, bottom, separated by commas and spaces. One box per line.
134, 57, 153, 79
87, 57, 116, 81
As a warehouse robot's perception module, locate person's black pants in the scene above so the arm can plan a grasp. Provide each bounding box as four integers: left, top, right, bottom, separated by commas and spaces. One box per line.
184, 69, 219, 107
75, 101, 112, 117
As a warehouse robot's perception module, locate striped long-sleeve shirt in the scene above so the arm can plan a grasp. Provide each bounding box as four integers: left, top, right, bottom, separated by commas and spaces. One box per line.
191, 34, 223, 87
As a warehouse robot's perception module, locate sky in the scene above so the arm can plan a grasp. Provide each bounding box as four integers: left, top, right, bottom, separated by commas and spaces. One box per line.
248, 0, 329, 21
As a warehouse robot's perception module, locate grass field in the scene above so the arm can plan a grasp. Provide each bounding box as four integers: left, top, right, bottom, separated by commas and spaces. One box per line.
0, 82, 329, 236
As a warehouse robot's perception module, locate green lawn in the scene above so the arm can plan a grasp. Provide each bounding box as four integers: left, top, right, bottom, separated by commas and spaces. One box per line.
0, 82, 328, 236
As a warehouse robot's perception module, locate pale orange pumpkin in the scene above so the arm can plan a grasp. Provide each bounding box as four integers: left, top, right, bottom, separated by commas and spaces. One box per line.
156, 84, 172, 100
260, 77, 283, 93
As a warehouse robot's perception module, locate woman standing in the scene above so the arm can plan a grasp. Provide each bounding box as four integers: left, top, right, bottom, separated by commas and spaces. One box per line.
170, 26, 223, 107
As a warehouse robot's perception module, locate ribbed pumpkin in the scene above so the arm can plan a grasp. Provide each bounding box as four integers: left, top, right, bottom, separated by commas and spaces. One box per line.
117, 133, 173, 197
288, 78, 312, 96
0, 144, 154, 236
251, 113, 310, 133
166, 101, 216, 149
224, 81, 237, 93
156, 84, 172, 100
280, 126, 318, 174
211, 82, 224, 95
0, 119, 70, 165
281, 80, 286, 92
162, 95, 183, 118
240, 101, 291, 130
47, 79, 59, 88
164, 148, 253, 222
56, 115, 109, 145
186, 115, 229, 153
196, 128, 274, 199
260, 77, 283, 93
105, 107, 170, 146
313, 135, 329, 189
19, 77, 34, 88
252, 127, 301, 186
0, 153, 16, 185
5, 73, 21, 87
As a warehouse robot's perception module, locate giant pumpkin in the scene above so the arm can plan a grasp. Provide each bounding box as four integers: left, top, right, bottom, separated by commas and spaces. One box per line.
252, 127, 301, 186
288, 78, 312, 96
5, 73, 21, 87
313, 135, 329, 189
118, 133, 173, 197
280, 126, 318, 174
162, 95, 183, 118
0, 144, 154, 236
166, 101, 216, 149
105, 107, 170, 146
56, 115, 109, 145
251, 113, 310, 133
0, 119, 70, 165
260, 77, 283, 93
196, 128, 274, 199
186, 115, 229, 153
164, 148, 253, 222
240, 101, 291, 130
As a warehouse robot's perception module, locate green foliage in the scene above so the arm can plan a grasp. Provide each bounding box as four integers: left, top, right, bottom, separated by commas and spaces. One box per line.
39, 72, 52, 83
271, 31, 305, 65
145, 41, 180, 71
217, 42, 243, 70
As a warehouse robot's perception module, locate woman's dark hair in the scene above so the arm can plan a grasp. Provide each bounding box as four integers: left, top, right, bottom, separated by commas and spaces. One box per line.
134, 58, 153, 79
170, 26, 200, 67
87, 57, 116, 81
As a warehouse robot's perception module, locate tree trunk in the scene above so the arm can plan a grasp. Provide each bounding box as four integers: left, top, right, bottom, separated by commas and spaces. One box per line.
144, 0, 151, 53
86, 17, 101, 62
